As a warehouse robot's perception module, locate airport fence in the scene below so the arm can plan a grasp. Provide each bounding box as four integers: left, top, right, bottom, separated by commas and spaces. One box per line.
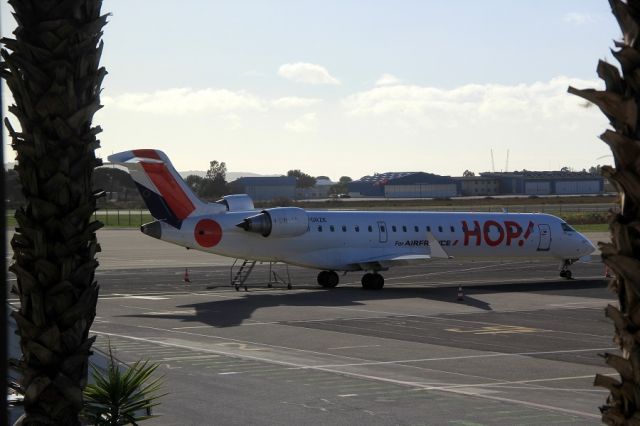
4, 209, 153, 228
92, 210, 154, 227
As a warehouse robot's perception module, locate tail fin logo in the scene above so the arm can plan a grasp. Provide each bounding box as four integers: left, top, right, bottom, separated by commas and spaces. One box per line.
139, 161, 195, 219
109, 149, 202, 228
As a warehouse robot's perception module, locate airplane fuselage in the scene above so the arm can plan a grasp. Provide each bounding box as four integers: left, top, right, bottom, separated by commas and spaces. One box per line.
109, 149, 596, 288
150, 210, 594, 271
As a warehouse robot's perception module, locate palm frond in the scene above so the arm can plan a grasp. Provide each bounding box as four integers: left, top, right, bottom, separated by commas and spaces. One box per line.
82, 341, 166, 425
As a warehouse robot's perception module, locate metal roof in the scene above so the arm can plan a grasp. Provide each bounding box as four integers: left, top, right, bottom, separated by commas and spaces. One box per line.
480, 171, 599, 179
232, 176, 296, 186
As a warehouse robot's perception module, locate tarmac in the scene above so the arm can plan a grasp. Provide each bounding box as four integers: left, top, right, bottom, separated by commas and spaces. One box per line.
7, 229, 617, 425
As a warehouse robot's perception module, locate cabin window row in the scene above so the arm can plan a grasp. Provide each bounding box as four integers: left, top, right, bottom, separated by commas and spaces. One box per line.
315, 225, 456, 233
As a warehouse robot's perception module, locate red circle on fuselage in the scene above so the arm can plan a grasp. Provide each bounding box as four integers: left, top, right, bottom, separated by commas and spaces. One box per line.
194, 219, 223, 247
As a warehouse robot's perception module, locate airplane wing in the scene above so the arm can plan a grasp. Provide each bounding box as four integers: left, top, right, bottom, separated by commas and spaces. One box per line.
426, 232, 452, 259
352, 254, 432, 270
347, 232, 452, 270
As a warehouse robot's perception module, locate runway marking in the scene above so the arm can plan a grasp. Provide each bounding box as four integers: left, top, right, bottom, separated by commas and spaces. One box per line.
214, 342, 267, 352
142, 310, 196, 316
99, 291, 243, 300
172, 325, 211, 330
119, 305, 157, 310
442, 374, 616, 390
305, 347, 616, 369
395, 313, 611, 340
91, 329, 607, 420
380, 260, 548, 282
125, 295, 169, 300
488, 385, 607, 393
446, 325, 541, 335
328, 345, 381, 350
548, 301, 607, 307
158, 355, 221, 362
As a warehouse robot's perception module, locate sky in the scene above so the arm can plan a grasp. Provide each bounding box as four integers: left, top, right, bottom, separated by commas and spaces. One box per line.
1, 1, 622, 181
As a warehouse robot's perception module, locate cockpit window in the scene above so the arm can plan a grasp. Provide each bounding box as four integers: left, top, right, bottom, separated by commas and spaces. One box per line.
561, 223, 576, 233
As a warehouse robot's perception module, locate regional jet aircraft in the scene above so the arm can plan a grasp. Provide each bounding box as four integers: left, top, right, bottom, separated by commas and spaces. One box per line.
109, 149, 596, 290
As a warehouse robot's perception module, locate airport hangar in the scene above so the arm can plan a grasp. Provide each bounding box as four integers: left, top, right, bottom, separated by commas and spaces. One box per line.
347, 170, 605, 198
226, 170, 605, 201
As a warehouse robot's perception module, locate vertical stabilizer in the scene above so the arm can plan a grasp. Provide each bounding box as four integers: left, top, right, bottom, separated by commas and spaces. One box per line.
108, 149, 208, 227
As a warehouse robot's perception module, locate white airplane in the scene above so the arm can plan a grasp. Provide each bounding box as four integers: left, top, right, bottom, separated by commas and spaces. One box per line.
108, 149, 596, 290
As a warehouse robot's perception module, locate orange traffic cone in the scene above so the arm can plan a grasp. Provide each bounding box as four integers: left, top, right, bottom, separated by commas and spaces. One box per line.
457, 286, 464, 301
184, 268, 191, 283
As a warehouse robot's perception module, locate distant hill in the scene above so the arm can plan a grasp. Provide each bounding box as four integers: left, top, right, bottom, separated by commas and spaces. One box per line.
179, 170, 281, 182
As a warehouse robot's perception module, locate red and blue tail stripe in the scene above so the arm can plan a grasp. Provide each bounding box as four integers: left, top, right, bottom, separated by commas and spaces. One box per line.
108, 149, 202, 228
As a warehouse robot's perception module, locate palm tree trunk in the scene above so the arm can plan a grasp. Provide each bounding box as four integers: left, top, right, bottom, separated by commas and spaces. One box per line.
568, 0, 640, 423
2, 83, 8, 426
1, 1, 107, 424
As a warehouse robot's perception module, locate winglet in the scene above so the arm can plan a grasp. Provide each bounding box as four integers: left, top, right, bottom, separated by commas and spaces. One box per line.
426, 232, 452, 259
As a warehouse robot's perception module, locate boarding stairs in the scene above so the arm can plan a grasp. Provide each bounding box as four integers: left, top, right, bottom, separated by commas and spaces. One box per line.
231, 259, 256, 291
230, 259, 292, 291
268, 262, 292, 290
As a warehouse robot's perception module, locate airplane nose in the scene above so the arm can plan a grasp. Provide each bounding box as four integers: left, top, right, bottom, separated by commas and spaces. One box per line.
582, 237, 596, 255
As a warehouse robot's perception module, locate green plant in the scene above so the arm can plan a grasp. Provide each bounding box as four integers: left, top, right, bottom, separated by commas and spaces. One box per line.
82, 343, 165, 425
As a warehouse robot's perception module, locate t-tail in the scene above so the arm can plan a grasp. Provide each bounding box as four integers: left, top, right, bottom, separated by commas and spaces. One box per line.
108, 149, 211, 228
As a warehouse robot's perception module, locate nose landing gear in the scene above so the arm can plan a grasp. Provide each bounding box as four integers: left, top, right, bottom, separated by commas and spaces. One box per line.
560, 259, 574, 279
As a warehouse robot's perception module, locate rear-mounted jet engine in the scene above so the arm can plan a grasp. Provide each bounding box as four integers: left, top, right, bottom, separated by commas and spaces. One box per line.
236, 207, 308, 238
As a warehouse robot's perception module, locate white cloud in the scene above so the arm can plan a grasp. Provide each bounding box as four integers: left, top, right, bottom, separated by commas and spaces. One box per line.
336, 76, 609, 175
284, 113, 317, 133
563, 13, 595, 25
102, 88, 265, 114
343, 76, 602, 125
272, 97, 322, 109
278, 63, 340, 85
375, 73, 402, 86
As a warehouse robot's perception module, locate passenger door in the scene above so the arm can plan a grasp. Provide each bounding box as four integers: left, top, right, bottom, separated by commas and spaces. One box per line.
377, 221, 388, 243
537, 224, 551, 251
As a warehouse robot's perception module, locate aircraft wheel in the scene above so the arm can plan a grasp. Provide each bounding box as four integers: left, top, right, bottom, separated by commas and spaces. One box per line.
326, 271, 339, 288
371, 274, 384, 290
318, 271, 339, 288
361, 273, 373, 289
559, 270, 573, 279
317, 271, 328, 286
362, 273, 384, 290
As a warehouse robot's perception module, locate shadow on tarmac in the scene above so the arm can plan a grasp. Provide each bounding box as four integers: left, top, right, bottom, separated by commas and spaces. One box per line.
123, 279, 608, 328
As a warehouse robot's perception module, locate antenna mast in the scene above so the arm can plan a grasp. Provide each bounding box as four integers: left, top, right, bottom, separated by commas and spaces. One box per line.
490, 149, 495, 173
505, 149, 509, 172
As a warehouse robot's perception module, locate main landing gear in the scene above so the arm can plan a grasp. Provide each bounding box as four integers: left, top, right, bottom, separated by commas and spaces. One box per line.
316, 271, 385, 290
559, 259, 574, 280
317, 270, 339, 288
361, 273, 384, 290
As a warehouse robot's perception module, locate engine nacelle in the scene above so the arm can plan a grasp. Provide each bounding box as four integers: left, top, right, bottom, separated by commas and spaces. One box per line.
236, 207, 308, 238
217, 194, 255, 212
